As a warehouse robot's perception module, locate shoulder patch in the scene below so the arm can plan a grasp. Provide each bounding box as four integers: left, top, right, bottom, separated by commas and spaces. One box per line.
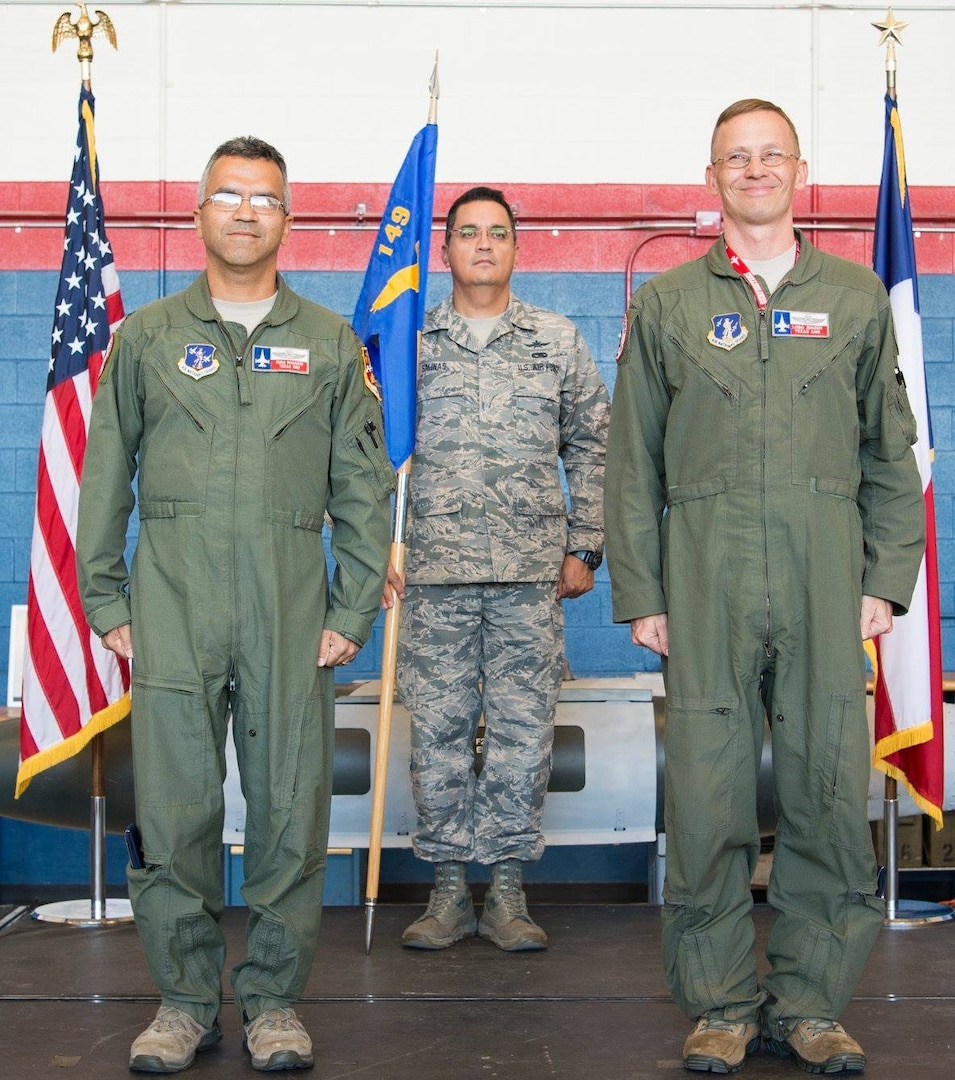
98, 332, 116, 384
707, 313, 748, 351
178, 343, 219, 380
361, 346, 382, 402
614, 316, 629, 363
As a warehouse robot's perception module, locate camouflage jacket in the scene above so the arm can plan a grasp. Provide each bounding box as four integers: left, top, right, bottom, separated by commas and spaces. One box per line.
405, 295, 609, 584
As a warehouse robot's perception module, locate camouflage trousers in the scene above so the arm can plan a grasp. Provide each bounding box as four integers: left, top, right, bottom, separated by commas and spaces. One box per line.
397, 582, 565, 864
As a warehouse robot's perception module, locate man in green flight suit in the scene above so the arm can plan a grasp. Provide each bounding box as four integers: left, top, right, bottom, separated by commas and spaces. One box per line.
605, 100, 924, 1075
77, 136, 394, 1074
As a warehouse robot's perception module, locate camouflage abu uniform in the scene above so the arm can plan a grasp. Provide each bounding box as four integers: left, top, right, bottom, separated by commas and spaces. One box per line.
398, 294, 609, 864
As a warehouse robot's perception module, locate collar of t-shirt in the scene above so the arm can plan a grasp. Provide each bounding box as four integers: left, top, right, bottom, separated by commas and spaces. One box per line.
459, 313, 501, 351
212, 293, 278, 337
744, 242, 798, 296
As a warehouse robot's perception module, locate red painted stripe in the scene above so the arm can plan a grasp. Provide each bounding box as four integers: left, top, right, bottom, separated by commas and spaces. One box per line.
51, 376, 87, 483
2, 182, 953, 273
24, 528, 81, 743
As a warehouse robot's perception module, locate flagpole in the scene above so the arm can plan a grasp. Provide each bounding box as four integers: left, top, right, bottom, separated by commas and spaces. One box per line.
871, 8, 953, 930
363, 459, 409, 954
363, 57, 439, 954
32, 3, 132, 928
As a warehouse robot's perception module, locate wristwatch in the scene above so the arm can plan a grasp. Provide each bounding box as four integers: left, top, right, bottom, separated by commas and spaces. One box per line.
569, 549, 603, 571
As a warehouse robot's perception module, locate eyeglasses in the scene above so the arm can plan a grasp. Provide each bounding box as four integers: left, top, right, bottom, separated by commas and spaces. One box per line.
711, 150, 799, 170
199, 192, 287, 214
448, 225, 513, 242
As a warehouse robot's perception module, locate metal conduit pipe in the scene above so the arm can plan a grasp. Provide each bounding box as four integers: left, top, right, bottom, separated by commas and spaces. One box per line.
5, 211, 953, 316
3, 211, 954, 230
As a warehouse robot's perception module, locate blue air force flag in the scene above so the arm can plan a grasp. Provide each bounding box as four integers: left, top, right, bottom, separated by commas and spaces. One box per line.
352, 123, 438, 469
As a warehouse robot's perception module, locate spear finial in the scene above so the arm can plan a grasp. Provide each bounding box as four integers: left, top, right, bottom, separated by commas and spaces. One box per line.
428, 51, 439, 125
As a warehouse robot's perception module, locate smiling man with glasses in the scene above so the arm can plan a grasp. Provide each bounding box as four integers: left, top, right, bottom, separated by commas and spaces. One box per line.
606, 99, 924, 1076
77, 135, 394, 1074
385, 185, 609, 953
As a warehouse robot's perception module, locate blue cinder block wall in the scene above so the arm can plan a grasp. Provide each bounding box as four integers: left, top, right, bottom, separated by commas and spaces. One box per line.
2, 267, 954, 893
2, 268, 955, 693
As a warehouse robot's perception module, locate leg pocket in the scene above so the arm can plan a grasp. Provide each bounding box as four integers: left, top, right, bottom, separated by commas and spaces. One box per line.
664, 697, 744, 839
131, 679, 218, 808
771, 691, 870, 848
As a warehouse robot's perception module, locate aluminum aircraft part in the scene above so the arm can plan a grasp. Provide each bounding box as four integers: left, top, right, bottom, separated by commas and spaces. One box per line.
3, 682, 955, 840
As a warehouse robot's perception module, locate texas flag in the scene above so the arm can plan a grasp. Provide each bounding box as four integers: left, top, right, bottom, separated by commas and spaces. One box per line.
871, 92, 944, 826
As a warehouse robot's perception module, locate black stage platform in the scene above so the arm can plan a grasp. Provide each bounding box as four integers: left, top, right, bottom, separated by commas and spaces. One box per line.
1, 903, 953, 1079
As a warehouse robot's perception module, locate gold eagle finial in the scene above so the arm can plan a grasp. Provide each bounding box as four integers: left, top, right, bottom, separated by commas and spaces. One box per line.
52, 4, 117, 65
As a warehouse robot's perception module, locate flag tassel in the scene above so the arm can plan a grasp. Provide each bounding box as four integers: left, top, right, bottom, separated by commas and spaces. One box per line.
13, 690, 129, 799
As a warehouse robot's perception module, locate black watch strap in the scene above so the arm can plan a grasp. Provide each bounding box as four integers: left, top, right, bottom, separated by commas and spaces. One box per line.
569, 549, 602, 571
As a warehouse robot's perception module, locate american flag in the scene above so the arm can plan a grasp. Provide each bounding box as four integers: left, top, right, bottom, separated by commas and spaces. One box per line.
15, 88, 130, 798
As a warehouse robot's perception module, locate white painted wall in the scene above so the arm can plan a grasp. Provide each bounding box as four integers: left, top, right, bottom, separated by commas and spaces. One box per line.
3, 2, 953, 186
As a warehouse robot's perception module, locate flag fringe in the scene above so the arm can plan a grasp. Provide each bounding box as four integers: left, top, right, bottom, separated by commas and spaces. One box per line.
873, 717, 944, 828
14, 690, 130, 799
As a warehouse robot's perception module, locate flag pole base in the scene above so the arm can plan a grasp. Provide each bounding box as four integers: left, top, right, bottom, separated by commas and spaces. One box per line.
364, 898, 377, 955
32, 898, 133, 927
883, 897, 955, 930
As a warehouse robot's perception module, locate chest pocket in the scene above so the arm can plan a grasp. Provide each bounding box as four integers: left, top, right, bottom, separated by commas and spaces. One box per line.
417, 363, 465, 425
267, 375, 336, 529
138, 361, 216, 516
659, 329, 741, 493
790, 326, 863, 491
412, 363, 466, 516
511, 365, 561, 457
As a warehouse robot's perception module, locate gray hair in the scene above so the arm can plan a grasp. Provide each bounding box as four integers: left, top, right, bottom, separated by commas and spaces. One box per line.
197, 136, 291, 212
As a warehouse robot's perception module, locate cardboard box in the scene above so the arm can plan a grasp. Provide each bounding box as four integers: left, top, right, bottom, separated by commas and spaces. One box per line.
871, 815, 924, 867
924, 811, 955, 868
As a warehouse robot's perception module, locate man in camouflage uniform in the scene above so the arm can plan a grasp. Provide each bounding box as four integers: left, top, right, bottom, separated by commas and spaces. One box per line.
393, 186, 610, 951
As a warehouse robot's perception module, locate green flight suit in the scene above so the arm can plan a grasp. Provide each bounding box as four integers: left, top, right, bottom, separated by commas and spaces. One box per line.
77, 273, 394, 1027
605, 235, 924, 1027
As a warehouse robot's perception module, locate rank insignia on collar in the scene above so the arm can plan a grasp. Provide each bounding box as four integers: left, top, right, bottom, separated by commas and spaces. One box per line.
178, 343, 219, 380
707, 312, 749, 351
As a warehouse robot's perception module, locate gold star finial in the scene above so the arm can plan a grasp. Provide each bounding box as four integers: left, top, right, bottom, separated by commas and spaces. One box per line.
872, 9, 909, 48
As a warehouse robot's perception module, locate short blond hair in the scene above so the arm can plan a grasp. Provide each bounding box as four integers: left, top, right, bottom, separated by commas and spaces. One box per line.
710, 99, 801, 162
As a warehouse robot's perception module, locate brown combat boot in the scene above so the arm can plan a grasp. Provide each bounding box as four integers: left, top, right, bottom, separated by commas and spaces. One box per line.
682, 1015, 760, 1073
477, 859, 547, 951
401, 861, 476, 949
763, 1018, 866, 1074
129, 1006, 221, 1073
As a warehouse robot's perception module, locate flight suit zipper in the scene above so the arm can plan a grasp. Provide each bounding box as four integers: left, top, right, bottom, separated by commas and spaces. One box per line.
723, 250, 798, 661
216, 316, 273, 659
757, 304, 773, 659
670, 338, 738, 401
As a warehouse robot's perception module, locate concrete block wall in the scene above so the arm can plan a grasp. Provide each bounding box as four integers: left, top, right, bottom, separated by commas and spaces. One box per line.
3, 263, 955, 692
